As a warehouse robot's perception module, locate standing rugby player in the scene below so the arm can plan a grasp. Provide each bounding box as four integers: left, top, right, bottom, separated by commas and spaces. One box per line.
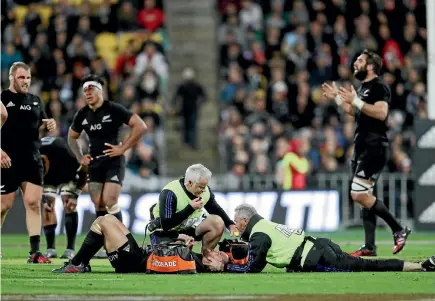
68, 75, 146, 224
322, 50, 411, 256
1, 62, 56, 263
40, 136, 88, 259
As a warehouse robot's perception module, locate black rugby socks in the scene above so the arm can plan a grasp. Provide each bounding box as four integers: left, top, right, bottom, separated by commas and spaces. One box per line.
65, 212, 78, 250
361, 208, 376, 249
71, 231, 104, 266
30, 235, 41, 253
43, 225, 57, 249
371, 199, 403, 233
96, 210, 108, 218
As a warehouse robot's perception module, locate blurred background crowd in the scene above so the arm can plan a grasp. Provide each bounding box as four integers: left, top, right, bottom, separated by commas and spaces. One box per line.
0, 0, 428, 193
217, 0, 428, 189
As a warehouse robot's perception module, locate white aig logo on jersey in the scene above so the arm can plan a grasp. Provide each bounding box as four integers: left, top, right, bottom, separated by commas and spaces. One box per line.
20, 105, 31, 110
90, 124, 102, 131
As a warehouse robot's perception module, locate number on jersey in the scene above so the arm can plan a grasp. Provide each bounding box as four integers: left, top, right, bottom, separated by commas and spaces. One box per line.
275, 225, 303, 238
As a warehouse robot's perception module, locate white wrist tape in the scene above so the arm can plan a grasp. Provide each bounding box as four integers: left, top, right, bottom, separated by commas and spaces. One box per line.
335, 95, 343, 106
352, 95, 365, 110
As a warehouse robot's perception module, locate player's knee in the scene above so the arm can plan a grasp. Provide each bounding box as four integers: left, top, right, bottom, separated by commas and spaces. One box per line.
63, 198, 77, 213
24, 196, 41, 210
209, 215, 225, 234
1, 201, 12, 212
106, 203, 120, 214
104, 213, 118, 223
350, 177, 373, 201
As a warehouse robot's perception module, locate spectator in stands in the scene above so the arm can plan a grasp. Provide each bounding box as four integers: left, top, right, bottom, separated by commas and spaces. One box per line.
171, 67, 206, 150
138, 0, 164, 32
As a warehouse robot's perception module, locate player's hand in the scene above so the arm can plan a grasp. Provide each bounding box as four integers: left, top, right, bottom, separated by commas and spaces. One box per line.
177, 234, 195, 248
229, 224, 240, 237
321, 82, 338, 100
80, 154, 93, 166
103, 143, 125, 157
338, 86, 356, 104
1, 148, 12, 168
42, 118, 56, 132
43, 202, 53, 212
190, 197, 203, 210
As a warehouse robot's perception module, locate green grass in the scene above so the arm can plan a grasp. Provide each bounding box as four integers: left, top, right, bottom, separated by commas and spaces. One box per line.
1, 229, 435, 295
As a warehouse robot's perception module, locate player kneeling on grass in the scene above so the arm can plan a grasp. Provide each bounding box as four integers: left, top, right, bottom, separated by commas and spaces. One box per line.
204, 204, 435, 273
52, 214, 229, 273
40, 136, 88, 260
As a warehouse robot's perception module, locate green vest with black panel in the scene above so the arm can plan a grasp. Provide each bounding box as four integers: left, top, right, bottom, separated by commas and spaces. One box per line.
153, 179, 211, 231
250, 219, 305, 268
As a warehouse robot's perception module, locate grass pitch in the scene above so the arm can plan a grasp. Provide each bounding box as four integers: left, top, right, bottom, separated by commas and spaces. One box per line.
1, 229, 435, 300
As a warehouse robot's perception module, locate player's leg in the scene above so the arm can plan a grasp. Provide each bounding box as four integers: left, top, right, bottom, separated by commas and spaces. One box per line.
52, 215, 131, 273
313, 238, 420, 272
350, 148, 410, 255
101, 160, 126, 222
1, 166, 18, 226
1, 192, 16, 226
42, 188, 58, 258
349, 159, 377, 256
102, 182, 123, 221
88, 181, 107, 218
21, 181, 51, 263
60, 194, 78, 259
195, 215, 225, 255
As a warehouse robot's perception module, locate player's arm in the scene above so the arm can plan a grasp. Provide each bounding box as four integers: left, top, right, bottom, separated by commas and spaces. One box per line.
68, 128, 84, 161
338, 86, 389, 121
222, 233, 271, 273
204, 190, 235, 229
120, 114, 147, 152
0, 101, 7, 128
359, 101, 388, 121
159, 189, 195, 231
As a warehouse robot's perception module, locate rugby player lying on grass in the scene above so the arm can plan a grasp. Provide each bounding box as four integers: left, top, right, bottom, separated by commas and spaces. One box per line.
52, 214, 229, 273
204, 204, 435, 273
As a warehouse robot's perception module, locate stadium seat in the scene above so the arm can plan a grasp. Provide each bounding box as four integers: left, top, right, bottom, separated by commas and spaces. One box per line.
95, 33, 117, 52
12, 6, 28, 25
37, 6, 52, 28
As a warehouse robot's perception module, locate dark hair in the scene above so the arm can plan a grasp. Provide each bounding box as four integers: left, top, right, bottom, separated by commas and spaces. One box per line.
81, 74, 104, 86
362, 49, 383, 75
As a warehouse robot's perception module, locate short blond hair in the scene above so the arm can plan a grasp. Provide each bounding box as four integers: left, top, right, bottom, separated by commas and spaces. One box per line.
9, 62, 30, 76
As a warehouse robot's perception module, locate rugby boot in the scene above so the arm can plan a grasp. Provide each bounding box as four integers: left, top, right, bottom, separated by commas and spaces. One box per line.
52, 260, 91, 273
28, 251, 52, 264
349, 245, 377, 257
45, 248, 58, 258
60, 249, 75, 260
421, 256, 435, 272
392, 227, 412, 255
93, 249, 108, 259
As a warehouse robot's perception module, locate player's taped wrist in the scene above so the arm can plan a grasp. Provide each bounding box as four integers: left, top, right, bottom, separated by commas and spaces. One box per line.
352, 95, 365, 110
334, 94, 343, 106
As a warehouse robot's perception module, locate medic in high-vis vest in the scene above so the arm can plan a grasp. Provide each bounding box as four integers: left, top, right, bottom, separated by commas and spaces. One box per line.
204, 204, 435, 273
150, 164, 239, 255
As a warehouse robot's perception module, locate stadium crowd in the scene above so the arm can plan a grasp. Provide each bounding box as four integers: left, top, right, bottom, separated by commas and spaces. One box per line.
1, 0, 167, 179
217, 0, 428, 188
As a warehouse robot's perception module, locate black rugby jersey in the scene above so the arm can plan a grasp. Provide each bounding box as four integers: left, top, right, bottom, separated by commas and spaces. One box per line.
70, 100, 133, 159
1, 89, 47, 155
354, 77, 391, 147
40, 136, 80, 186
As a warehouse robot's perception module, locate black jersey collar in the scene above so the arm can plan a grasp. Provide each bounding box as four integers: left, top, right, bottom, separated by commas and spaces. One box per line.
241, 214, 263, 241
179, 177, 197, 200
